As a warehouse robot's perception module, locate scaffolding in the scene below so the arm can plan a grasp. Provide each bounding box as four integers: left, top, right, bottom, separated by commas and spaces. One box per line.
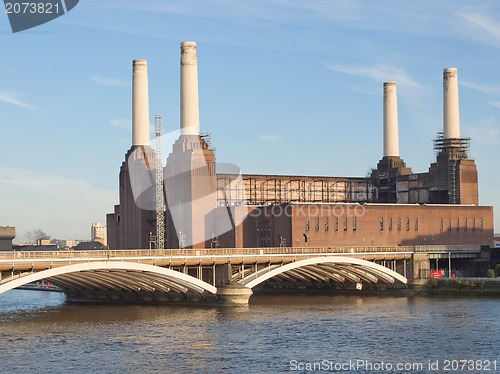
216, 174, 375, 206
433, 131, 470, 160
433, 131, 471, 204
155, 114, 165, 249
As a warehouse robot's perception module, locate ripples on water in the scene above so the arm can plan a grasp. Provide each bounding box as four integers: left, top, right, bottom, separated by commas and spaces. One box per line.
0, 290, 498, 373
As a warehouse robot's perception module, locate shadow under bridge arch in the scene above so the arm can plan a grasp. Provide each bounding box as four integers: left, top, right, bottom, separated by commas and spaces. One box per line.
0, 262, 217, 301
240, 256, 408, 289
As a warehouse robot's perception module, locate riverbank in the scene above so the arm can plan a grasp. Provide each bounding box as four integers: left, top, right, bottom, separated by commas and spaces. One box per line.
409, 278, 500, 296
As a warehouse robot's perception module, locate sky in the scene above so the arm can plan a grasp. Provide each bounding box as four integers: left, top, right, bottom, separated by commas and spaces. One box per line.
1, 0, 500, 243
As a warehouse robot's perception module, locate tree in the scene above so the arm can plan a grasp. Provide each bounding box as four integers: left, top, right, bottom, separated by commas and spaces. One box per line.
486, 269, 495, 278
494, 264, 500, 277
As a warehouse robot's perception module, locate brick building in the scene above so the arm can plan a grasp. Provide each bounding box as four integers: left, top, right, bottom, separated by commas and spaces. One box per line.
106, 43, 494, 251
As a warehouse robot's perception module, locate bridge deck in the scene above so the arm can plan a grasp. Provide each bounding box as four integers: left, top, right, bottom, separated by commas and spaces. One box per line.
0, 246, 417, 271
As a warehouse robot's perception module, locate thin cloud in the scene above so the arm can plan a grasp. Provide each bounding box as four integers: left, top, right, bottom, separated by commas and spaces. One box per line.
466, 119, 500, 145
461, 13, 500, 42
489, 101, 500, 109
110, 118, 132, 129
90, 75, 129, 88
460, 81, 499, 95
0, 167, 116, 242
327, 64, 423, 88
0, 90, 36, 110
257, 135, 280, 142
351, 86, 378, 96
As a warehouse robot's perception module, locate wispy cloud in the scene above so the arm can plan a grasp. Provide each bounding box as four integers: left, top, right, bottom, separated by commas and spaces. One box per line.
461, 13, 500, 42
90, 75, 129, 88
350, 86, 378, 96
257, 135, 280, 142
0, 167, 116, 241
326, 64, 423, 88
110, 118, 132, 129
489, 101, 500, 109
460, 81, 499, 95
466, 119, 500, 145
0, 90, 36, 110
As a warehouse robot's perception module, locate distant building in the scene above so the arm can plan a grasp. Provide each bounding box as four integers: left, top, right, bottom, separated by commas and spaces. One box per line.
36, 237, 51, 246
0, 226, 15, 251
91, 223, 107, 246
73, 240, 107, 250
13, 243, 58, 251
59, 239, 79, 250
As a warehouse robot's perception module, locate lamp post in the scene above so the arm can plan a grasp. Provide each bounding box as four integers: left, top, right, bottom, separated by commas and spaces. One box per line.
448, 252, 452, 278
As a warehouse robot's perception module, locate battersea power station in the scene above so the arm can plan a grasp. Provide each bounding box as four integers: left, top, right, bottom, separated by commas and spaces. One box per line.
106, 42, 494, 251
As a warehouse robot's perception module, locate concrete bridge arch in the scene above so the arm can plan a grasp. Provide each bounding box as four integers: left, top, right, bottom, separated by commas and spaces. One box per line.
0, 261, 217, 302
240, 256, 408, 289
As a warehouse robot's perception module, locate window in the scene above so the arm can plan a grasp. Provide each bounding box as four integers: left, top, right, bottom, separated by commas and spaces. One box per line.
315, 217, 320, 231
448, 218, 452, 231
380, 217, 384, 231
464, 218, 467, 231
305, 217, 310, 231
406, 218, 410, 231
397, 218, 401, 231
334, 217, 338, 231
389, 217, 392, 231
472, 218, 475, 231
353, 217, 357, 231
440, 218, 443, 231
456, 218, 460, 231
325, 217, 329, 231
343, 217, 348, 231
415, 218, 419, 231
480, 218, 483, 230
116, 214, 120, 223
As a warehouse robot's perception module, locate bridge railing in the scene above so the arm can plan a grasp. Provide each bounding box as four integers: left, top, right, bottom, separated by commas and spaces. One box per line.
0, 246, 415, 261
414, 245, 481, 253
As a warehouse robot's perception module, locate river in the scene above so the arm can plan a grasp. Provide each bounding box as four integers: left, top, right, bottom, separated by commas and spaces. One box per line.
0, 289, 498, 373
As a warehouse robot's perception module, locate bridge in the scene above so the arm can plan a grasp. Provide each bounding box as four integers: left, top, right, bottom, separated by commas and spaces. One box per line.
0, 245, 481, 304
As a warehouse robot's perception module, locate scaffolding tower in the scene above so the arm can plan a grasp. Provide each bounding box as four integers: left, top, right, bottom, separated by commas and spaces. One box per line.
155, 114, 165, 249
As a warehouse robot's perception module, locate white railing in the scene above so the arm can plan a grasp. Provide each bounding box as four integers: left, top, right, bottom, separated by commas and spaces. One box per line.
0, 244, 483, 263
0, 246, 414, 262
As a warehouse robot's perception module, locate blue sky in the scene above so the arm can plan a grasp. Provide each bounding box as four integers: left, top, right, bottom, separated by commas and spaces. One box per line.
1, 0, 499, 242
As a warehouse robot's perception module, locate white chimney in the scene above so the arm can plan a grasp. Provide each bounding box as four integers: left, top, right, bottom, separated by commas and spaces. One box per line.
132, 59, 150, 146
443, 68, 461, 139
383, 81, 400, 157
180, 41, 200, 136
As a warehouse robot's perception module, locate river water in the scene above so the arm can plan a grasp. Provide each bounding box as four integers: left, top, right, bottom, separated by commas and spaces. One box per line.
0, 290, 498, 373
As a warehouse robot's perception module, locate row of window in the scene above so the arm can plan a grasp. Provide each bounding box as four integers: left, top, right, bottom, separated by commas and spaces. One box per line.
380, 217, 484, 232
304, 217, 485, 232
380, 217, 416, 231
306, 217, 356, 232
439, 217, 483, 231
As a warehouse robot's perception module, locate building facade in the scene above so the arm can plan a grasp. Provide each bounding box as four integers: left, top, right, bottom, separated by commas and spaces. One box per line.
0, 226, 15, 251
91, 223, 107, 247
215, 204, 494, 248
106, 43, 494, 251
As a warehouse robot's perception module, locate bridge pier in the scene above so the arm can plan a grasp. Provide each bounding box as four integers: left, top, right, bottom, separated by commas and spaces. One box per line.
216, 284, 253, 305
